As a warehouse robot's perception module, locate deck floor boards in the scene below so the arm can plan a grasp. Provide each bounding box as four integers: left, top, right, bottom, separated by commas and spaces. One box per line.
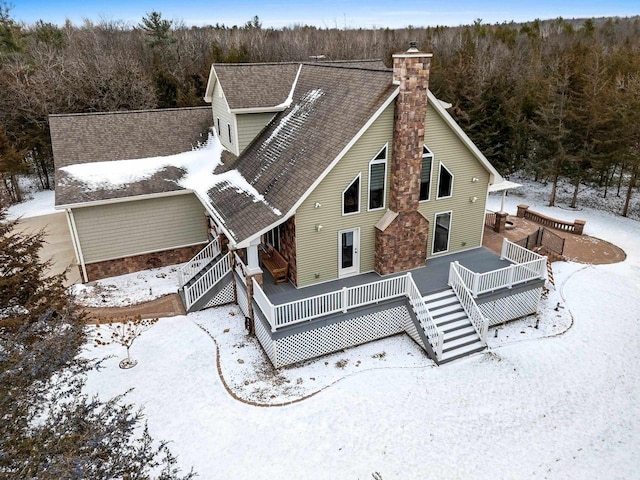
261, 247, 511, 305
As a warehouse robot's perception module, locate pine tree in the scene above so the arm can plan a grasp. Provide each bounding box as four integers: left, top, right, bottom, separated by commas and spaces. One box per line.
0, 209, 195, 479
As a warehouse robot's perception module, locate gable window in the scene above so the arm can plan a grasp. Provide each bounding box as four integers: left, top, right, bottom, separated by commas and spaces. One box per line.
227, 123, 232, 144
217, 117, 221, 135
433, 211, 452, 254
420, 145, 434, 201
342, 174, 361, 215
368, 145, 387, 211
437, 163, 453, 199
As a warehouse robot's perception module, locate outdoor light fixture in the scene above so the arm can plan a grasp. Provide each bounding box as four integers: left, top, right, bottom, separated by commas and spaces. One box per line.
470, 196, 478, 203
314, 202, 322, 208
316, 224, 323, 231
472, 177, 479, 182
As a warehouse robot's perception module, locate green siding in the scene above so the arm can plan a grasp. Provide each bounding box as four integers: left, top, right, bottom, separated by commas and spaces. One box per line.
419, 105, 490, 256
295, 104, 394, 287
237, 112, 275, 153
74, 193, 208, 263
211, 81, 237, 155
294, 98, 491, 287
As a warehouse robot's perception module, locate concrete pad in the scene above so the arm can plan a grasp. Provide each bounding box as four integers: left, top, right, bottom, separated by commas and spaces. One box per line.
12, 212, 82, 287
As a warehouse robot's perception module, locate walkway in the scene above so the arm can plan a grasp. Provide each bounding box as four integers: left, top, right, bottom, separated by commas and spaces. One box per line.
83, 293, 186, 322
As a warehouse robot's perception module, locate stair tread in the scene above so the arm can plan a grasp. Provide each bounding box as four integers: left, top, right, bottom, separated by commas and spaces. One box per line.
435, 311, 467, 326
425, 295, 459, 309
440, 342, 486, 362
422, 289, 455, 302
443, 333, 481, 350
443, 325, 476, 340
430, 303, 463, 316
438, 317, 472, 331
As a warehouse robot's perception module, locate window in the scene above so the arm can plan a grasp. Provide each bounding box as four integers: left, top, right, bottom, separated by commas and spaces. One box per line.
227, 123, 232, 144
264, 226, 280, 251
437, 163, 453, 199
217, 117, 221, 135
433, 211, 452, 254
420, 145, 434, 201
342, 174, 361, 215
368, 145, 387, 210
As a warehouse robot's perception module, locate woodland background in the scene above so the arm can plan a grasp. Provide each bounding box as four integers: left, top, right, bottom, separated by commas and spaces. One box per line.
1, 3, 639, 215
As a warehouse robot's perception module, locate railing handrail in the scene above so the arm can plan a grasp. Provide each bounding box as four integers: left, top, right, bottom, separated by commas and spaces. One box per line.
501, 238, 545, 265
448, 264, 488, 344
183, 252, 232, 310
178, 237, 220, 287
405, 273, 444, 359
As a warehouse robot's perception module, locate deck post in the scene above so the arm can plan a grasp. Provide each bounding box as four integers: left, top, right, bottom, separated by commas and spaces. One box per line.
341, 287, 348, 313
507, 264, 515, 289
500, 238, 508, 260
472, 272, 480, 298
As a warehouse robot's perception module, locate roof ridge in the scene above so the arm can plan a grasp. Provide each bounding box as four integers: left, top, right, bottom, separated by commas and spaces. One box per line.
212, 61, 300, 67
300, 62, 391, 73
49, 106, 210, 118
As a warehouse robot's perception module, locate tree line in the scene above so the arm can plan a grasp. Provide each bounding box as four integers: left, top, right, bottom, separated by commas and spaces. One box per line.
1, 4, 639, 215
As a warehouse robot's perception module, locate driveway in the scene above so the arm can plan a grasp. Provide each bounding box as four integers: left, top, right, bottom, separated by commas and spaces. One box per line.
13, 212, 81, 287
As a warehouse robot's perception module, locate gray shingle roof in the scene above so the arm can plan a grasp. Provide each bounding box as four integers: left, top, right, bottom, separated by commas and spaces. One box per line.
212, 63, 300, 110
207, 63, 395, 244
51, 107, 212, 206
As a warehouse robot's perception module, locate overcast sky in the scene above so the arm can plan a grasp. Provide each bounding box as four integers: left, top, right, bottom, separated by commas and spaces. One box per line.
12, 0, 639, 29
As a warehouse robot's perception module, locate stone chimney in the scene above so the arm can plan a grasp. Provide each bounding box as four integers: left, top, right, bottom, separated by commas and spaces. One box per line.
375, 45, 432, 275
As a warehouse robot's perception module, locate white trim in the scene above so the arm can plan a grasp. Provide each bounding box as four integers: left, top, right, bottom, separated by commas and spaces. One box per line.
436, 162, 454, 199
229, 105, 288, 114
54, 189, 196, 210
392, 53, 433, 59
432, 210, 452, 255
84, 240, 209, 265
338, 227, 360, 278
66, 208, 87, 283
426, 90, 503, 185
203, 65, 217, 102
342, 173, 361, 216
419, 144, 434, 203
367, 143, 388, 212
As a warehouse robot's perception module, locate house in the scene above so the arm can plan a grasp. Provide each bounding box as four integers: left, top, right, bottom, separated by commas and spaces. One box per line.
51, 46, 546, 366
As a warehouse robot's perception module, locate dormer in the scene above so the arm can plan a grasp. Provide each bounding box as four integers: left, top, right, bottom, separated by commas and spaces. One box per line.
204, 63, 301, 156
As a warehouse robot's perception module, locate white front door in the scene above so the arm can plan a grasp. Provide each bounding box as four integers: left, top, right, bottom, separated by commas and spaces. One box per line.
338, 228, 360, 278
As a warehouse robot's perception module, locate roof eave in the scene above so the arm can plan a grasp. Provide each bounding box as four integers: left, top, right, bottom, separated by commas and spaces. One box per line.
55, 189, 195, 210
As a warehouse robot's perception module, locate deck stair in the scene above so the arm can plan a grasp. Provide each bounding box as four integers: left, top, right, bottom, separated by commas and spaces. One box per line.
423, 288, 485, 363
178, 242, 233, 313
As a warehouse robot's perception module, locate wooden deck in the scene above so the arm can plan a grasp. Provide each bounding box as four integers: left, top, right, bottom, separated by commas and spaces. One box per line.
261, 247, 511, 306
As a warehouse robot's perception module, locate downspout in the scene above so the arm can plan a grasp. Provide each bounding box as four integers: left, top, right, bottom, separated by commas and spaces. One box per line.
66, 208, 88, 283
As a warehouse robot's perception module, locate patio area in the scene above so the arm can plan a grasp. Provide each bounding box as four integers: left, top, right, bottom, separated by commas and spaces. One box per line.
260, 247, 512, 305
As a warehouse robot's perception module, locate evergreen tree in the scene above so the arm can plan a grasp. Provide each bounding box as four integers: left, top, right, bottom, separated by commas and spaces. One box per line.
0, 210, 195, 479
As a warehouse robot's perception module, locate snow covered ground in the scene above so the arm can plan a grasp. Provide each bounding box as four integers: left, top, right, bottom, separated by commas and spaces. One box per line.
70, 263, 186, 307
82, 181, 640, 479
6, 189, 56, 220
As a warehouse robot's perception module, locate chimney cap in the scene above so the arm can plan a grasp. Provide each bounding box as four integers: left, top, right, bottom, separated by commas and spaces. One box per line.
408, 41, 419, 52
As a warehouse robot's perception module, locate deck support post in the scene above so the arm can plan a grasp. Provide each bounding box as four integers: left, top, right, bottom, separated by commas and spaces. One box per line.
244, 238, 263, 336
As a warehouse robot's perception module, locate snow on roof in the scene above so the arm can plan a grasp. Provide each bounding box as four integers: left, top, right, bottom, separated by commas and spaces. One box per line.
59, 132, 281, 215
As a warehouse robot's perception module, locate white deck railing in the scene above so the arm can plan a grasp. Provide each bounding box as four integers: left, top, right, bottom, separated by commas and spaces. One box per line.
405, 273, 444, 358
501, 238, 544, 265
451, 239, 546, 297
183, 252, 232, 310
233, 251, 247, 286
178, 237, 220, 288
250, 273, 445, 359
448, 263, 488, 343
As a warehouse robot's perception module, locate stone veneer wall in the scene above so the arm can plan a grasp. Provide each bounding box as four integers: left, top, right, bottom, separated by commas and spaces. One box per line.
375, 211, 429, 274
376, 51, 431, 275
83, 244, 205, 282
278, 216, 297, 286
